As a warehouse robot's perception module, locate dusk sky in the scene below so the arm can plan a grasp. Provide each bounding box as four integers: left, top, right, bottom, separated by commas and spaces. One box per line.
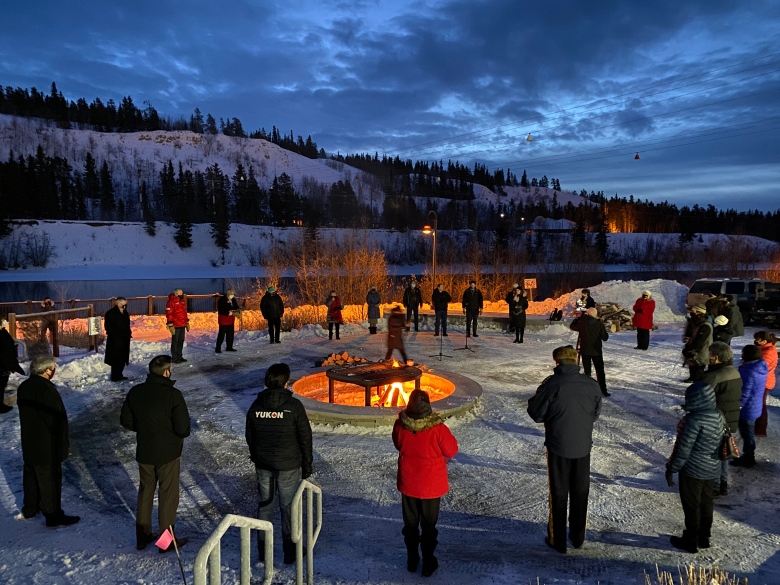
1, 1, 779, 211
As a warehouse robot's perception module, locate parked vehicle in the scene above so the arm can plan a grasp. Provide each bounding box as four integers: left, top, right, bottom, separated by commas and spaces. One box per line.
747, 281, 780, 327
685, 278, 769, 315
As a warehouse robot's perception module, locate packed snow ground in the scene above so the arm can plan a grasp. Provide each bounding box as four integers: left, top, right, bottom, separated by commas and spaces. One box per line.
1, 280, 779, 585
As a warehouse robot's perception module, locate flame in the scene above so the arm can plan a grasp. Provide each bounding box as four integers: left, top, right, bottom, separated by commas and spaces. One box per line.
391, 359, 401, 368
375, 382, 410, 407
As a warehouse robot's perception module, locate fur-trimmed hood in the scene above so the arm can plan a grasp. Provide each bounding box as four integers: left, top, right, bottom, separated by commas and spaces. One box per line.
398, 410, 444, 432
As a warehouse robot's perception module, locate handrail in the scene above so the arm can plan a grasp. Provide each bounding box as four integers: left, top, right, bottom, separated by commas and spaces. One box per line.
193, 513, 275, 585
291, 480, 323, 585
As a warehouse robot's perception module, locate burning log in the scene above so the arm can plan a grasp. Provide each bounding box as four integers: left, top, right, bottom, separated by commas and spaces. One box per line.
316, 351, 370, 367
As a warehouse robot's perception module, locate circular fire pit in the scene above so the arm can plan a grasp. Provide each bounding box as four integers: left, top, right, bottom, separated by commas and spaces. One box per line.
291, 365, 482, 427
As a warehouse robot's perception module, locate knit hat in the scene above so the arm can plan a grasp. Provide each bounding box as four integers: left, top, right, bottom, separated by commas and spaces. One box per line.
691, 304, 707, 314
268, 285, 275, 292
513, 283, 519, 289
714, 315, 729, 326
405, 389, 432, 420
641, 290, 651, 298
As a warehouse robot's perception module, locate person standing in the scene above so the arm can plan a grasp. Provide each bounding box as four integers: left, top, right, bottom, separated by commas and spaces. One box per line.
712, 315, 733, 345
245, 363, 313, 565
701, 342, 742, 497
403, 280, 423, 332
570, 307, 610, 396
722, 295, 744, 338
732, 344, 769, 468
120, 355, 191, 552
527, 345, 602, 554
461, 281, 483, 338
216, 289, 241, 352
632, 290, 655, 350
753, 331, 778, 437
665, 381, 723, 553
431, 284, 451, 337
260, 286, 284, 345
366, 285, 381, 335
392, 389, 458, 577
17, 354, 80, 526
326, 290, 343, 340
39, 296, 56, 343
165, 288, 189, 364
575, 289, 596, 315
682, 305, 712, 382
1, 317, 25, 414
385, 306, 409, 363
104, 297, 131, 381
507, 285, 529, 344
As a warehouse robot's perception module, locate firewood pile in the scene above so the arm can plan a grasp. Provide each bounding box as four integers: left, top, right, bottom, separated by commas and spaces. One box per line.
597, 303, 635, 332
317, 351, 370, 367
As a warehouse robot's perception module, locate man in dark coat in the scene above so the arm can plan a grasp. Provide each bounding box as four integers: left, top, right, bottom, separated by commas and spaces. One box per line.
570, 308, 610, 396
385, 306, 409, 363
260, 285, 284, 344
120, 355, 191, 551
461, 281, 483, 338
665, 382, 723, 553
527, 345, 602, 554
683, 305, 713, 382
702, 342, 742, 497
366, 285, 381, 334
246, 363, 313, 564
403, 281, 423, 332
216, 288, 241, 351
575, 289, 596, 315
507, 284, 529, 343
722, 295, 744, 338
1, 317, 25, 413
17, 354, 80, 527
431, 284, 451, 337
104, 297, 131, 381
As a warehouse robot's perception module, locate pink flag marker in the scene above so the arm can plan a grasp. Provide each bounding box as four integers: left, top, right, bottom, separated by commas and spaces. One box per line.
155, 528, 173, 551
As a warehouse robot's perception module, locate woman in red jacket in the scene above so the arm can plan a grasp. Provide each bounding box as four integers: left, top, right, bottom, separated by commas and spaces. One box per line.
392, 390, 458, 577
754, 331, 778, 436
632, 290, 655, 350
326, 290, 343, 340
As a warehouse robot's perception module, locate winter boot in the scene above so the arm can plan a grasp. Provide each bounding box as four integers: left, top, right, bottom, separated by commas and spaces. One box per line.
731, 455, 755, 468
421, 556, 438, 577
402, 526, 420, 572
420, 533, 438, 576
719, 481, 728, 496
283, 538, 296, 565
670, 535, 698, 553
369, 326, 377, 334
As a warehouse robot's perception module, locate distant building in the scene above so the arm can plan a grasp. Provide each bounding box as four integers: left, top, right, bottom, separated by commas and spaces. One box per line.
518, 216, 576, 234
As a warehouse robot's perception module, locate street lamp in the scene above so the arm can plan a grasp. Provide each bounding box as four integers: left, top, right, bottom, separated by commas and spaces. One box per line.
422, 210, 437, 288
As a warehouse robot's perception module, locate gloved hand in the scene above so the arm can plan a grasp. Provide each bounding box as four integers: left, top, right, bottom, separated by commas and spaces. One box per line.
186, 322, 191, 332
665, 469, 675, 487
635, 309, 642, 313
167, 325, 175, 335
302, 465, 313, 480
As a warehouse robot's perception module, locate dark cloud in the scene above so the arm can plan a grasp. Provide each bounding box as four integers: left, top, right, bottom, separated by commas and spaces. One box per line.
1, 0, 778, 209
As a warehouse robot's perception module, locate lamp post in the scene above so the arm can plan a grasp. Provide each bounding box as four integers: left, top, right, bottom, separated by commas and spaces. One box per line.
422, 210, 437, 289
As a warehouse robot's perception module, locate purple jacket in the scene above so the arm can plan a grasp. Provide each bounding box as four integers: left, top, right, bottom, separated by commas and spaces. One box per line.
739, 359, 769, 421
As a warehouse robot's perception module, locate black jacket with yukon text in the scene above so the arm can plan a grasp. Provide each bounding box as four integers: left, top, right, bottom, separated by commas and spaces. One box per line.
245, 386, 313, 478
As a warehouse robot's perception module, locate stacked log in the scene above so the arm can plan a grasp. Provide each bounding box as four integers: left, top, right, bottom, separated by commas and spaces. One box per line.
596, 303, 635, 333
320, 351, 370, 367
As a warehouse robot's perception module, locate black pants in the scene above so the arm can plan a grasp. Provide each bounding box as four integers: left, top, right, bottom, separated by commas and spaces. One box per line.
401, 495, 440, 560
23, 461, 62, 517
689, 364, 706, 382
678, 473, 714, 547
0, 371, 10, 393
546, 450, 590, 551
267, 318, 281, 342
328, 323, 340, 339
636, 328, 650, 350
581, 354, 607, 394
171, 327, 185, 361
216, 324, 235, 350
406, 307, 419, 330
465, 310, 479, 336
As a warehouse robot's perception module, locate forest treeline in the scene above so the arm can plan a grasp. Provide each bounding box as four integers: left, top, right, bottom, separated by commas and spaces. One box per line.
1, 82, 779, 245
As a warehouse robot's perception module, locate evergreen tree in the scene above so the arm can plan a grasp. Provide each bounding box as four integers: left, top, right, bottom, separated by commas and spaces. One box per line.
595, 208, 609, 261
141, 183, 156, 236
207, 163, 231, 251
205, 113, 218, 135
268, 173, 297, 226
99, 161, 115, 219
520, 170, 529, 188
189, 108, 204, 133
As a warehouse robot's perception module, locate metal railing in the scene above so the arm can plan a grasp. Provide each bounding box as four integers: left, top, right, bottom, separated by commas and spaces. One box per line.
193, 514, 274, 585
292, 480, 323, 585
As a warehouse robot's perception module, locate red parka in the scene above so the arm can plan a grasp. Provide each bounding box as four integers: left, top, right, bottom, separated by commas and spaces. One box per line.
759, 342, 778, 390
392, 411, 458, 499
632, 297, 655, 330
166, 293, 189, 328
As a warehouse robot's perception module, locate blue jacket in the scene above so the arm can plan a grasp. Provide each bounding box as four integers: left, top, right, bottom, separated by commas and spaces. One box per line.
667, 382, 722, 481
739, 359, 769, 421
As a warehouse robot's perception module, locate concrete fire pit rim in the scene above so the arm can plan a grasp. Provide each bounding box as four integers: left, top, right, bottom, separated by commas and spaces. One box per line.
290, 367, 482, 426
